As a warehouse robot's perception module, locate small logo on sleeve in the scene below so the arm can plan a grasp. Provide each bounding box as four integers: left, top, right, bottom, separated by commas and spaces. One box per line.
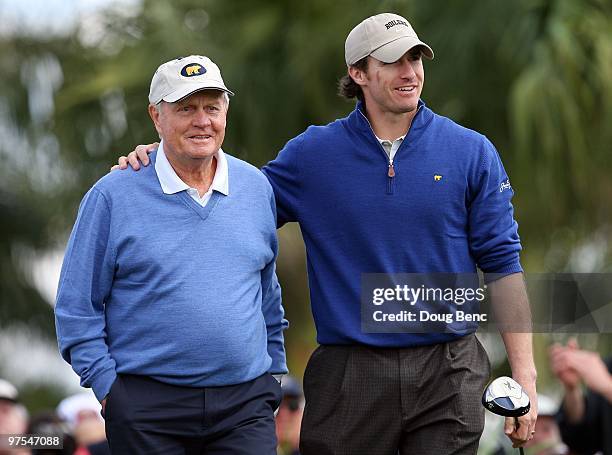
499, 179, 512, 192
434, 174, 443, 181
181, 63, 206, 77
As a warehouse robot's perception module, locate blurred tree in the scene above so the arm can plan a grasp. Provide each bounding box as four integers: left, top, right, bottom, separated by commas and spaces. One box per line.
0, 189, 54, 336
506, 0, 612, 269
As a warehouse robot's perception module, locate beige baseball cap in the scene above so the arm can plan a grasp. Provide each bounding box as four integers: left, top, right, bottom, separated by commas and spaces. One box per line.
345, 13, 434, 66
149, 55, 234, 105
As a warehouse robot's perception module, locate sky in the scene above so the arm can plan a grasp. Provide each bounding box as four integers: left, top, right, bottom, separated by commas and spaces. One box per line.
0, 0, 139, 37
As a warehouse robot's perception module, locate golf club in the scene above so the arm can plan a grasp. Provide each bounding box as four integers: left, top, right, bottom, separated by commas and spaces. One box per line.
482, 376, 530, 455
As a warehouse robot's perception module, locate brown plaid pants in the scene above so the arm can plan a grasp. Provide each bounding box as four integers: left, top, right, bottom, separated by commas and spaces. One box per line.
300, 334, 491, 455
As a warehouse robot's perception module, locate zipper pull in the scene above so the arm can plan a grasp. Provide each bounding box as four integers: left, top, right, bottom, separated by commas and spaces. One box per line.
388, 161, 395, 178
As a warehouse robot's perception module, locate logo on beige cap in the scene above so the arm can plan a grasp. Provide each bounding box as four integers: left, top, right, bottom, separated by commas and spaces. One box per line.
385, 19, 408, 29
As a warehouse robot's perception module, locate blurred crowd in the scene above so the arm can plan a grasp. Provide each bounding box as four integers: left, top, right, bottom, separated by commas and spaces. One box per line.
487, 338, 611, 455
0, 381, 109, 455
1, 339, 610, 455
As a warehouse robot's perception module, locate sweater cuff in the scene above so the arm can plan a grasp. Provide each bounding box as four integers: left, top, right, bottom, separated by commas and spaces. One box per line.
483, 262, 523, 284
91, 368, 117, 402
268, 358, 289, 375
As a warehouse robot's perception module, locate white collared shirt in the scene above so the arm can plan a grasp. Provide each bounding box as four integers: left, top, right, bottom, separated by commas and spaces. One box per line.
155, 140, 229, 207
375, 134, 406, 162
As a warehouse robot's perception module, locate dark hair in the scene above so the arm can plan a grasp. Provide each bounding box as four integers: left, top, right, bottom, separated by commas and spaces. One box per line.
338, 56, 369, 102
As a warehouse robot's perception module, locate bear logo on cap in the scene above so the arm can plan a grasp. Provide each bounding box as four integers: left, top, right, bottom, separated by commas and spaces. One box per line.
181, 63, 206, 77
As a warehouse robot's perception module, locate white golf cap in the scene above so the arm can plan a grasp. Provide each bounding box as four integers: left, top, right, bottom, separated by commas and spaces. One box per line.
56, 392, 103, 430
345, 13, 434, 66
149, 55, 234, 105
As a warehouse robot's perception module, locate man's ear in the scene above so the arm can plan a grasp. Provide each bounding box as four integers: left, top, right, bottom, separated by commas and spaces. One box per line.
348, 65, 368, 87
148, 103, 163, 136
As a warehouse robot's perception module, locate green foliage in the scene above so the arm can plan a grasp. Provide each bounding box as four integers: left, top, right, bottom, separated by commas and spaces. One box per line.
507, 0, 612, 253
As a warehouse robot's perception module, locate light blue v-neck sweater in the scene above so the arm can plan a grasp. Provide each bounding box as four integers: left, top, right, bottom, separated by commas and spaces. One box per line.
55, 151, 288, 401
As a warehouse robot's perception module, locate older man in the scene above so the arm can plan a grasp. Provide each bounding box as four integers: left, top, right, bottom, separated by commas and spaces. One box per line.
55, 55, 288, 454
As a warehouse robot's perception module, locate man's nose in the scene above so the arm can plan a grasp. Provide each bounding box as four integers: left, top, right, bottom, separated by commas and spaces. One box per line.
192, 109, 211, 127
398, 59, 416, 79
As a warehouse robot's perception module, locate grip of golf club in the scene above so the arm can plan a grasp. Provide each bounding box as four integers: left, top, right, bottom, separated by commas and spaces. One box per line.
515, 417, 525, 455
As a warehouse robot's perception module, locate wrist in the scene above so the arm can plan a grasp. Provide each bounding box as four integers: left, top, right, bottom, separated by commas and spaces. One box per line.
513, 369, 537, 386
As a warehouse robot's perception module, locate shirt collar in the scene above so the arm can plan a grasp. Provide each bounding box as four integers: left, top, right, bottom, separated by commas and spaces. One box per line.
155, 140, 229, 197
351, 99, 432, 142
375, 134, 406, 145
